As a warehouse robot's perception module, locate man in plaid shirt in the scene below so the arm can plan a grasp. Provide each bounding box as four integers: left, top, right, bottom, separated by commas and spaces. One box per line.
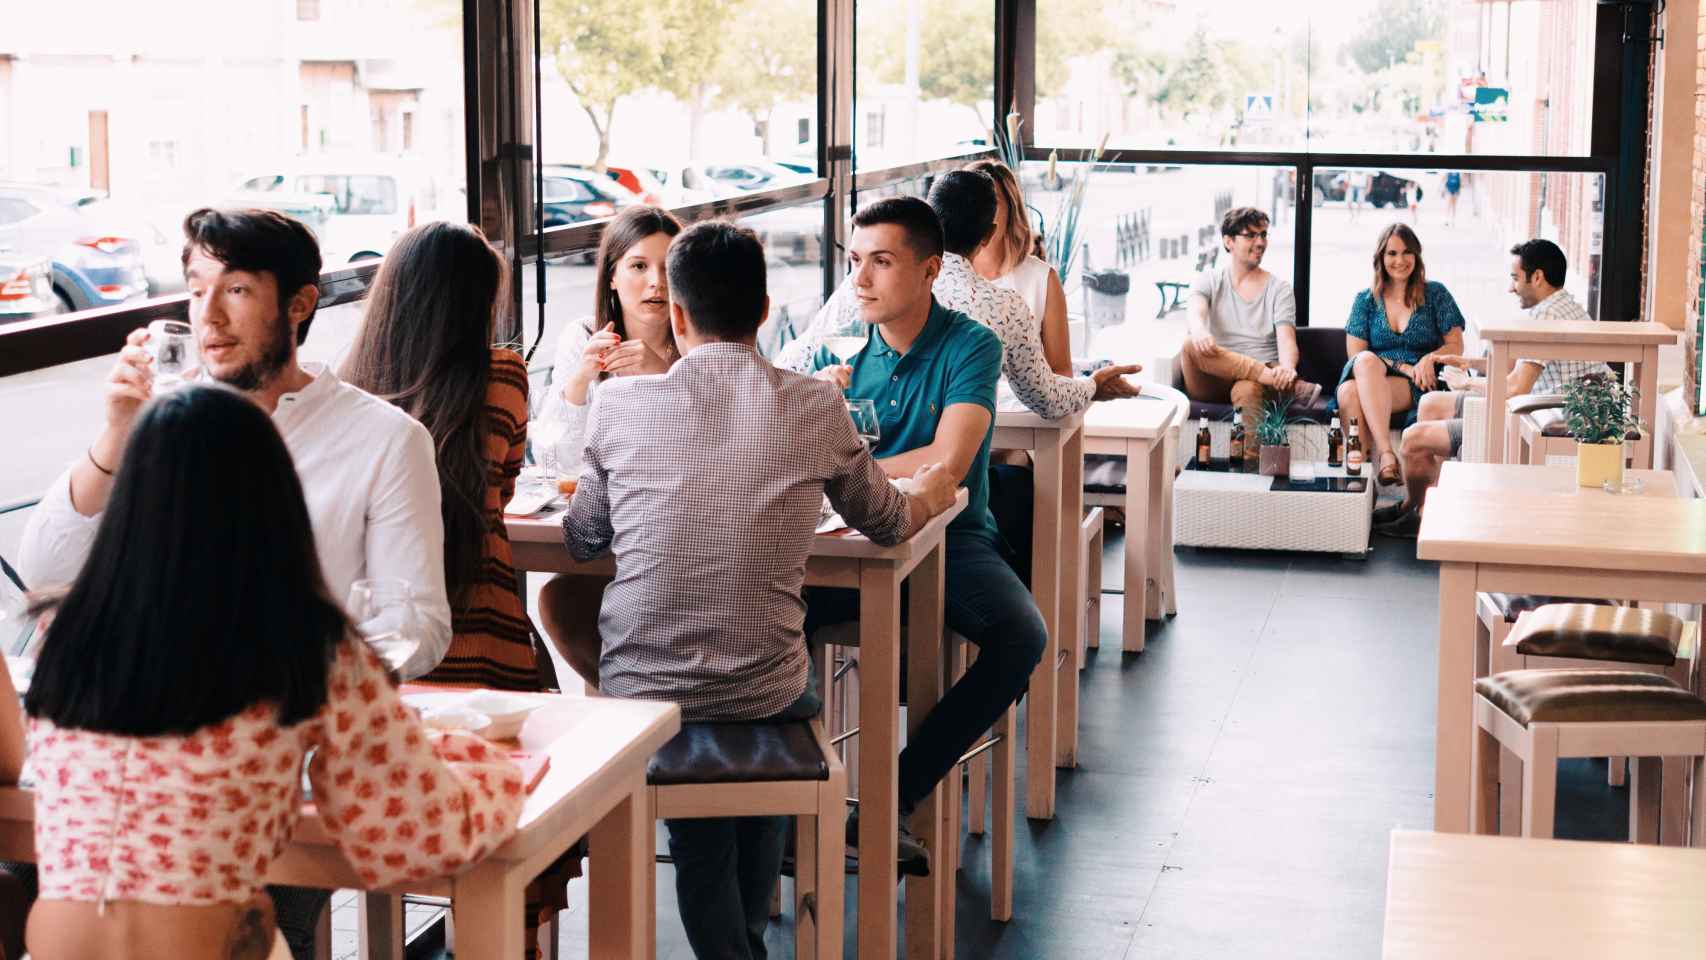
1376, 239, 1612, 536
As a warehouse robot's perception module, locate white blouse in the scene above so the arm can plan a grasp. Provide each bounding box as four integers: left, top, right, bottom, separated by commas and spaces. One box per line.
992, 254, 1054, 332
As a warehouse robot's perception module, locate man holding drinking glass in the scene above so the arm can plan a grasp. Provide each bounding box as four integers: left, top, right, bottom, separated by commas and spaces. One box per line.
17, 207, 451, 959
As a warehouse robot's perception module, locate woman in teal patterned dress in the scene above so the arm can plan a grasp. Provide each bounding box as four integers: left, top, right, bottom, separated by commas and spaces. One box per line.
1333, 222, 1466, 485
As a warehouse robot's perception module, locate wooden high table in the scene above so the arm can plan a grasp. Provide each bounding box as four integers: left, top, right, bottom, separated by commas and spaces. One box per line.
1416, 467, 1706, 834
1082, 396, 1180, 652
991, 407, 1083, 817
508, 490, 967, 960
1474, 316, 1675, 466
1383, 829, 1706, 958
0, 695, 681, 960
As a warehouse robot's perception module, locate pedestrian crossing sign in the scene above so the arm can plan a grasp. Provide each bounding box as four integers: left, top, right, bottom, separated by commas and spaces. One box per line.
1245, 93, 1275, 123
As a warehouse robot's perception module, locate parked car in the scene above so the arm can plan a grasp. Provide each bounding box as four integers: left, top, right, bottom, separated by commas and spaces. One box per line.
538, 165, 641, 227
0, 183, 149, 314
594, 164, 670, 206
1312, 170, 1420, 208
0, 251, 56, 322
744, 204, 823, 266
231, 158, 460, 264
678, 161, 811, 196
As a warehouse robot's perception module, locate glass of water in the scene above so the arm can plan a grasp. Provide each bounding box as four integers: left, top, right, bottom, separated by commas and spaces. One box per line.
347, 578, 420, 679
146, 320, 198, 393
847, 398, 880, 449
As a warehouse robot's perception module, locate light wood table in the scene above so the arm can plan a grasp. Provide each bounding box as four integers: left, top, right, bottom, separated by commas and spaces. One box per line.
1474, 316, 1675, 467
1082, 396, 1181, 652
1438, 461, 1681, 497
992, 406, 1084, 815
1415, 482, 1706, 834
0, 695, 681, 960
1383, 828, 1706, 958
508, 490, 967, 960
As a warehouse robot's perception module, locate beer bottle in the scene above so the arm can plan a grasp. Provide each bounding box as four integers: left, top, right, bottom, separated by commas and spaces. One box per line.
1327, 416, 1344, 468
1345, 417, 1364, 476
1229, 412, 1245, 461
1196, 415, 1212, 465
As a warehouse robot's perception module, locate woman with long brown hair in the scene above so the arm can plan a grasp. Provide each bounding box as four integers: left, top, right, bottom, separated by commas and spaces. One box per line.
1333, 222, 1466, 485
341, 222, 570, 960
966, 159, 1073, 375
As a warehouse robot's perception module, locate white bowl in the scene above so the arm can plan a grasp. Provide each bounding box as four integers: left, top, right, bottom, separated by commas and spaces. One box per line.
464, 692, 543, 740
421, 707, 492, 737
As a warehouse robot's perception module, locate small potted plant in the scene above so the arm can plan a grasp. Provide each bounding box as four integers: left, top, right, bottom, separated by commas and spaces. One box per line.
1562, 373, 1639, 488
1255, 397, 1294, 478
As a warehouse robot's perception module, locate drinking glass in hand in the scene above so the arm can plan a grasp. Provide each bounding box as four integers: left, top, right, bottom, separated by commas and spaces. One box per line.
847, 398, 880, 449
347, 578, 420, 680
146, 320, 199, 393
823, 316, 870, 366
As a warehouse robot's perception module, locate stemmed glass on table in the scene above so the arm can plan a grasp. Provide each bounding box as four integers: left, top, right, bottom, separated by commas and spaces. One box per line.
348, 578, 420, 680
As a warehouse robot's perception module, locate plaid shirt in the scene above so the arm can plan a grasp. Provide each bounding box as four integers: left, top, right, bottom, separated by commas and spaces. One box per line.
1518, 289, 1612, 394
562, 343, 912, 721
776, 253, 1096, 420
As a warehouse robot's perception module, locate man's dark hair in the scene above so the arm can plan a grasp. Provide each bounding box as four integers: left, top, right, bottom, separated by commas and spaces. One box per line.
181, 208, 323, 344
850, 196, 944, 261
926, 170, 998, 257
1220, 206, 1270, 239
665, 220, 768, 341
1510, 238, 1567, 288
26, 385, 348, 735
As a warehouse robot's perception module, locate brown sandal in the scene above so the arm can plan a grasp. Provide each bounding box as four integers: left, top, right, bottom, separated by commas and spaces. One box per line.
1377, 451, 1401, 485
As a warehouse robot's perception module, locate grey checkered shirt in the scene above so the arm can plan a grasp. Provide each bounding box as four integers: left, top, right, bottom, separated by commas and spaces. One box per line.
562, 342, 912, 720
1518, 289, 1613, 394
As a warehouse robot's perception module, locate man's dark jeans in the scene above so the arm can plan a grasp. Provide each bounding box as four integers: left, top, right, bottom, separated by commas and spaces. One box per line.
806, 528, 1047, 817
664, 683, 821, 960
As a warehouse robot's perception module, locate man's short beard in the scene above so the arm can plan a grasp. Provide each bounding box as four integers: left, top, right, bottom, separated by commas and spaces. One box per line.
217, 316, 294, 392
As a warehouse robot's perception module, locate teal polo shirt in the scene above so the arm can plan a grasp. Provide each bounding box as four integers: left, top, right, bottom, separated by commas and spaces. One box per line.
806, 298, 1002, 543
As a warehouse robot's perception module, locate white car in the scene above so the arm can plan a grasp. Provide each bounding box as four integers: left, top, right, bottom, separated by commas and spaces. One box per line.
231, 159, 462, 265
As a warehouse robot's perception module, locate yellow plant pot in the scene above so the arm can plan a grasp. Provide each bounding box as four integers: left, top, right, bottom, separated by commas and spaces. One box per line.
1575, 440, 1624, 489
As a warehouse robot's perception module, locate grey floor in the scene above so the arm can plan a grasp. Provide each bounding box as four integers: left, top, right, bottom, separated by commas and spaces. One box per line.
402, 527, 1629, 960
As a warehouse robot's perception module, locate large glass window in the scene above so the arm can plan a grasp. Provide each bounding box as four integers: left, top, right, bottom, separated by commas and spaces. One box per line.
1034, 0, 1596, 157
538, 0, 819, 213
855, 0, 996, 169
0, 0, 467, 321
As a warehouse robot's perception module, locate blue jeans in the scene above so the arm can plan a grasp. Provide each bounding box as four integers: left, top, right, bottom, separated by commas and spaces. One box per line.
664, 683, 820, 960
806, 529, 1047, 816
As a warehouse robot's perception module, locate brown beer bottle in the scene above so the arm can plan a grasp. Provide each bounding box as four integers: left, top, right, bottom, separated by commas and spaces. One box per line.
1345, 417, 1364, 476
1327, 416, 1344, 467
1196, 415, 1211, 465
1229, 412, 1246, 461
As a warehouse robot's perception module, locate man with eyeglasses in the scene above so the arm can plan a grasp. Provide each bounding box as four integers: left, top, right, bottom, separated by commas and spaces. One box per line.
1181, 206, 1321, 450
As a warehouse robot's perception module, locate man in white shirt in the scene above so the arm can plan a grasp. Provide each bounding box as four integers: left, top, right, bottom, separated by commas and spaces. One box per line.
1379, 238, 1611, 536
17, 208, 451, 955
776, 170, 1140, 420
1182, 206, 1321, 445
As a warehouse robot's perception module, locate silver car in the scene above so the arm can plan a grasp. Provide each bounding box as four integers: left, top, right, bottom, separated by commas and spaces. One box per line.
0, 183, 149, 314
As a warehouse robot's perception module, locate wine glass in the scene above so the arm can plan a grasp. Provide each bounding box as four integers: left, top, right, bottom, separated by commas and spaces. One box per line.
347, 579, 420, 678
529, 418, 569, 479
847, 398, 880, 449
146, 320, 199, 393
823, 314, 870, 366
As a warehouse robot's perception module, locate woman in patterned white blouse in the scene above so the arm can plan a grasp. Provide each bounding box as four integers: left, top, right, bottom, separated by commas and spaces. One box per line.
21, 386, 523, 960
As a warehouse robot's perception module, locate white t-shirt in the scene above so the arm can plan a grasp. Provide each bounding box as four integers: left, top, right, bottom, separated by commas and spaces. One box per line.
1189, 265, 1296, 365
18, 364, 453, 679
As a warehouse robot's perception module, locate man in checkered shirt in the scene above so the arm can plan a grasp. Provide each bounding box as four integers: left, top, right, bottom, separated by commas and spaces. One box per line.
559, 221, 959, 959
1376, 238, 1612, 536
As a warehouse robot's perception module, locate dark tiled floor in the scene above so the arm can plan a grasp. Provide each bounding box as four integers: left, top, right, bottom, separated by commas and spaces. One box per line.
432, 528, 1630, 959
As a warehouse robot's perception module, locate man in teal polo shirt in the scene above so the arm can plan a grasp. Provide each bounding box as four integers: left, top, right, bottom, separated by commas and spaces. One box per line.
802, 196, 1047, 872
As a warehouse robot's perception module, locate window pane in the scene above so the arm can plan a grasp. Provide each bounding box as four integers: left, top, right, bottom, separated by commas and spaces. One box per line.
0, 2, 467, 319
855, 0, 995, 169
1307, 167, 1605, 330
539, 0, 819, 214
1034, 0, 1595, 157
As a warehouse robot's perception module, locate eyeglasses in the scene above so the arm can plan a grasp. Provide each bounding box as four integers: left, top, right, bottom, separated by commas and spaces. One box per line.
1236, 231, 1269, 242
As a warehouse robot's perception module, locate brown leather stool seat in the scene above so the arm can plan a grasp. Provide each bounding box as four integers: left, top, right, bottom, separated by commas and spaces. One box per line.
1528, 407, 1640, 440
646, 721, 829, 786
1509, 604, 1684, 666
1484, 592, 1612, 624
1475, 670, 1706, 727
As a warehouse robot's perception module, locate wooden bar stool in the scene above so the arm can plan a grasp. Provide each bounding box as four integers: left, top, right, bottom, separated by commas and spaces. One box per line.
1472, 669, 1706, 843
646, 719, 847, 959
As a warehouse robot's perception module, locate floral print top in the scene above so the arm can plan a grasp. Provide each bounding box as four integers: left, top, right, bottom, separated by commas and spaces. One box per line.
28, 640, 525, 907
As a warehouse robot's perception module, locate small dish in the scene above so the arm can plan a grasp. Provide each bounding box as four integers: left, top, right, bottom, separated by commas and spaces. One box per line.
464, 692, 543, 740
421, 707, 492, 737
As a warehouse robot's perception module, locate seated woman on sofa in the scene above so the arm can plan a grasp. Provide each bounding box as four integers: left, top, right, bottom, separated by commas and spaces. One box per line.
1334, 222, 1465, 486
